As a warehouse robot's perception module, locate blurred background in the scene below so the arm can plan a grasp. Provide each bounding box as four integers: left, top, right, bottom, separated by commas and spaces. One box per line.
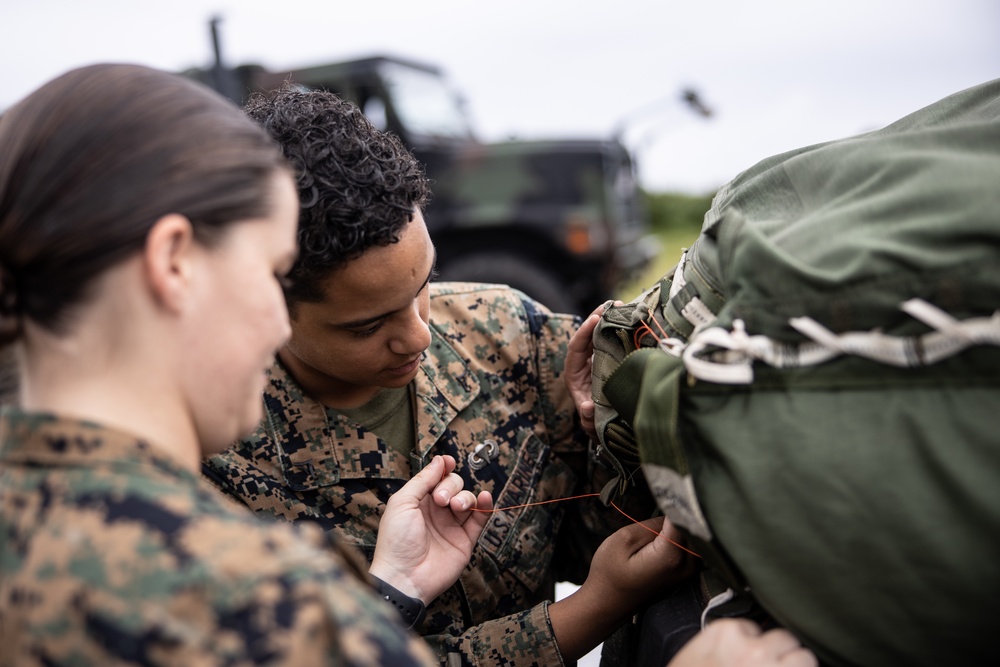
2, 0, 997, 313
1, 1, 997, 661
4, 1, 996, 190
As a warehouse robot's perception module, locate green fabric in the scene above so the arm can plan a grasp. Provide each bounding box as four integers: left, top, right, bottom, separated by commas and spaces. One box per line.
601, 78, 1000, 666
684, 377, 1000, 667
706, 78, 1000, 339
335, 385, 414, 458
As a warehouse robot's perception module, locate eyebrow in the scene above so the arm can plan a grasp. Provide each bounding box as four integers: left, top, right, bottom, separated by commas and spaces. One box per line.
333, 249, 437, 329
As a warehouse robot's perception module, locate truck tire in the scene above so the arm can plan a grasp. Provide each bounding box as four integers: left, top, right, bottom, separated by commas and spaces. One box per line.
438, 253, 578, 315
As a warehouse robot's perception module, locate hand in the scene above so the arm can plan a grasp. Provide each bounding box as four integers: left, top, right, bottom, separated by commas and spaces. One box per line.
549, 516, 697, 661
370, 455, 493, 604
583, 515, 697, 612
565, 301, 616, 439
669, 619, 817, 667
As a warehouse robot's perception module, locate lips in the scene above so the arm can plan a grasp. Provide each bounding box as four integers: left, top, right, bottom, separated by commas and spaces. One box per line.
387, 357, 421, 376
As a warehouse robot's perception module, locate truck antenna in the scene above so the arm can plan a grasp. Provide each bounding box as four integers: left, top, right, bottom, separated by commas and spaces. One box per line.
208, 16, 241, 104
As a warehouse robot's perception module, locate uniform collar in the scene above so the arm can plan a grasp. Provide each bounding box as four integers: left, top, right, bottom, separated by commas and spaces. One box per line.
0, 406, 199, 484
263, 323, 480, 488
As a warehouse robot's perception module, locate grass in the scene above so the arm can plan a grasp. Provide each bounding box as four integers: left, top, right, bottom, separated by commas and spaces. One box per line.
616, 224, 701, 301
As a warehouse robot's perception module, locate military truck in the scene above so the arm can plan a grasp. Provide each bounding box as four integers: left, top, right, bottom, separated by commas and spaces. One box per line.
184, 45, 654, 314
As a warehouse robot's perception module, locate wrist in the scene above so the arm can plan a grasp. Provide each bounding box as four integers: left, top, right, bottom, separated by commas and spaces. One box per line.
367, 561, 424, 602
370, 574, 427, 630
550, 586, 632, 662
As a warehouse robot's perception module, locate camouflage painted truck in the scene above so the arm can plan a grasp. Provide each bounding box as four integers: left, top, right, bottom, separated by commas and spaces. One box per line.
185, 53, 655, 314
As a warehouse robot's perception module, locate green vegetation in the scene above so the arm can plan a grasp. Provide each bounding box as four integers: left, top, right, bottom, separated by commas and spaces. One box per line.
616, 190, 714, 301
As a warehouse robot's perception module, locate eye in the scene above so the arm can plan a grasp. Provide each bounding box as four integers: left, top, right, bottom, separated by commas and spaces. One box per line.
423, 269, 439, 291
350, 321, 385, 338
416, 268, 439, 295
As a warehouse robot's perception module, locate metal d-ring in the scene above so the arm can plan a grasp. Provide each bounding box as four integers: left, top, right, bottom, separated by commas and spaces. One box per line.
468, 439, 499, 471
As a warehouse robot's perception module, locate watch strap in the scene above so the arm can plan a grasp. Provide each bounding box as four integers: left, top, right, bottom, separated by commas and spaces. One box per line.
371, 575, 427, 629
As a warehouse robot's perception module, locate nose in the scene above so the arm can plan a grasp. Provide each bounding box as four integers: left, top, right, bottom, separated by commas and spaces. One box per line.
276, 312, 292, 348
272, 295, 292, 349
389, 301, 431, 356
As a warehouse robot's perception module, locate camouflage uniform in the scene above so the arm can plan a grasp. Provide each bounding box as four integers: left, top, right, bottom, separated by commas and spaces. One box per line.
204, 283, 650, 667
0, 407, 438, 667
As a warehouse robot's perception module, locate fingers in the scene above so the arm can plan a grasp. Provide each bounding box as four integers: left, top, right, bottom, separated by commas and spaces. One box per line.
476, 489, 494, 512
433, 470, 468, 507
615, 516, 698, 580
395, 455, 455, 506
446, 488, 477, 512
568, 300, 609, 356
448, 487, 492, 514
617, 515, 667, 552
781, 646, 819, 667
569, 312, 601, 352
714, 617, 763, 638
759, 629, 817, 667
695, 620, 818, 667
579, 405, 597, 441
460, 490, 494, 538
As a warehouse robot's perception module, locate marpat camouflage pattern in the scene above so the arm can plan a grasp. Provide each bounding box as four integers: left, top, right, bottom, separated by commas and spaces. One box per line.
0, 408, 438, 667
204, 283, 652, 666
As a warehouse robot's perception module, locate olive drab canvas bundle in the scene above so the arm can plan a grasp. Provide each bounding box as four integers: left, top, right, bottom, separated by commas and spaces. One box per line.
591, 79, 1000, 666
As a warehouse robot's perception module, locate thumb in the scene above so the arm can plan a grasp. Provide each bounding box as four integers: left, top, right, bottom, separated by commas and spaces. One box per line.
396, 454, 447, 503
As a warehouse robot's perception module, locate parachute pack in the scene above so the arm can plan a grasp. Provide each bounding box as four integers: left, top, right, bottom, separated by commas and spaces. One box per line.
592, 79, 1000, 666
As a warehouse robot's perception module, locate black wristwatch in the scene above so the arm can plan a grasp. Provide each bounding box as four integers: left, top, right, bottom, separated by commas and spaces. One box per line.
371, 575, 427, 629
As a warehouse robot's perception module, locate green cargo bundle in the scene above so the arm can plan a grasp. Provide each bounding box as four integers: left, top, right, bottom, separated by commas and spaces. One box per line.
592, 79, 1000, 666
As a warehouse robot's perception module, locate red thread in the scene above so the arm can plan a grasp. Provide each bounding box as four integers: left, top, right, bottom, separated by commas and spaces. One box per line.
609, 500, 702, 559
469, 492, 602, 511
470, 492, 702, 558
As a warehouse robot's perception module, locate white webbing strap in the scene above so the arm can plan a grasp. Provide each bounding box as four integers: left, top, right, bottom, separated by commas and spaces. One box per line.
681, 296, 717, 332
668, 250, 688, 299
700, 588, 735, 630
680, 299, 1000, 385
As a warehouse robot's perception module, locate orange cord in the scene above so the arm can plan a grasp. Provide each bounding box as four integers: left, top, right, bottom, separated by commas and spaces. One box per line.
634, 321, 657, 348
645, 306, 671, 341
470, 492, 702, 558
610, 499, 702, 559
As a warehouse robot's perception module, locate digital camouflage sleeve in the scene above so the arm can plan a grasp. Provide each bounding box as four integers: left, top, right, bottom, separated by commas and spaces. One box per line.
204, 283, 655, 666
0, 408, 438, 667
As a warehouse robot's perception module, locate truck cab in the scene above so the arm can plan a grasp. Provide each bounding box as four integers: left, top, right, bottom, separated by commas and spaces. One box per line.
186, 55, 654, 314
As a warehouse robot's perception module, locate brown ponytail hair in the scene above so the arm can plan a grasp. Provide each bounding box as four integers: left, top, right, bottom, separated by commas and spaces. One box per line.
0, 63, 289, 346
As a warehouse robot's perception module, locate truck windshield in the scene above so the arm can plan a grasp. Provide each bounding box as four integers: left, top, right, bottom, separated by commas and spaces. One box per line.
379, 61, 473, 140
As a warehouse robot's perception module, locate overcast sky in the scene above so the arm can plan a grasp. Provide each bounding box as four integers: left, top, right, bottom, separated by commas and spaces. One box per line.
2, 0, 997, 193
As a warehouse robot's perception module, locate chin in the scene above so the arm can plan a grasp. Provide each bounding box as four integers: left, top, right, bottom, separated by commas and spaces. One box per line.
203, 408, 262, 457
382, 371, 418, 388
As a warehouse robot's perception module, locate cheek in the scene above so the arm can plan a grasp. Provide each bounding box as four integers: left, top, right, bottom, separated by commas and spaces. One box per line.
418, 293, 431, 323
296, 330, 385, 378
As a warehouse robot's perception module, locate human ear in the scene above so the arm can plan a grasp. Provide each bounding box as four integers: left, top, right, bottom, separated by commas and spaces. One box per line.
144, 214, 197, 313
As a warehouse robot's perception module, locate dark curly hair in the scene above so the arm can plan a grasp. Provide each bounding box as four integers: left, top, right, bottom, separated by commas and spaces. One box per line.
244, 85, 431, 306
